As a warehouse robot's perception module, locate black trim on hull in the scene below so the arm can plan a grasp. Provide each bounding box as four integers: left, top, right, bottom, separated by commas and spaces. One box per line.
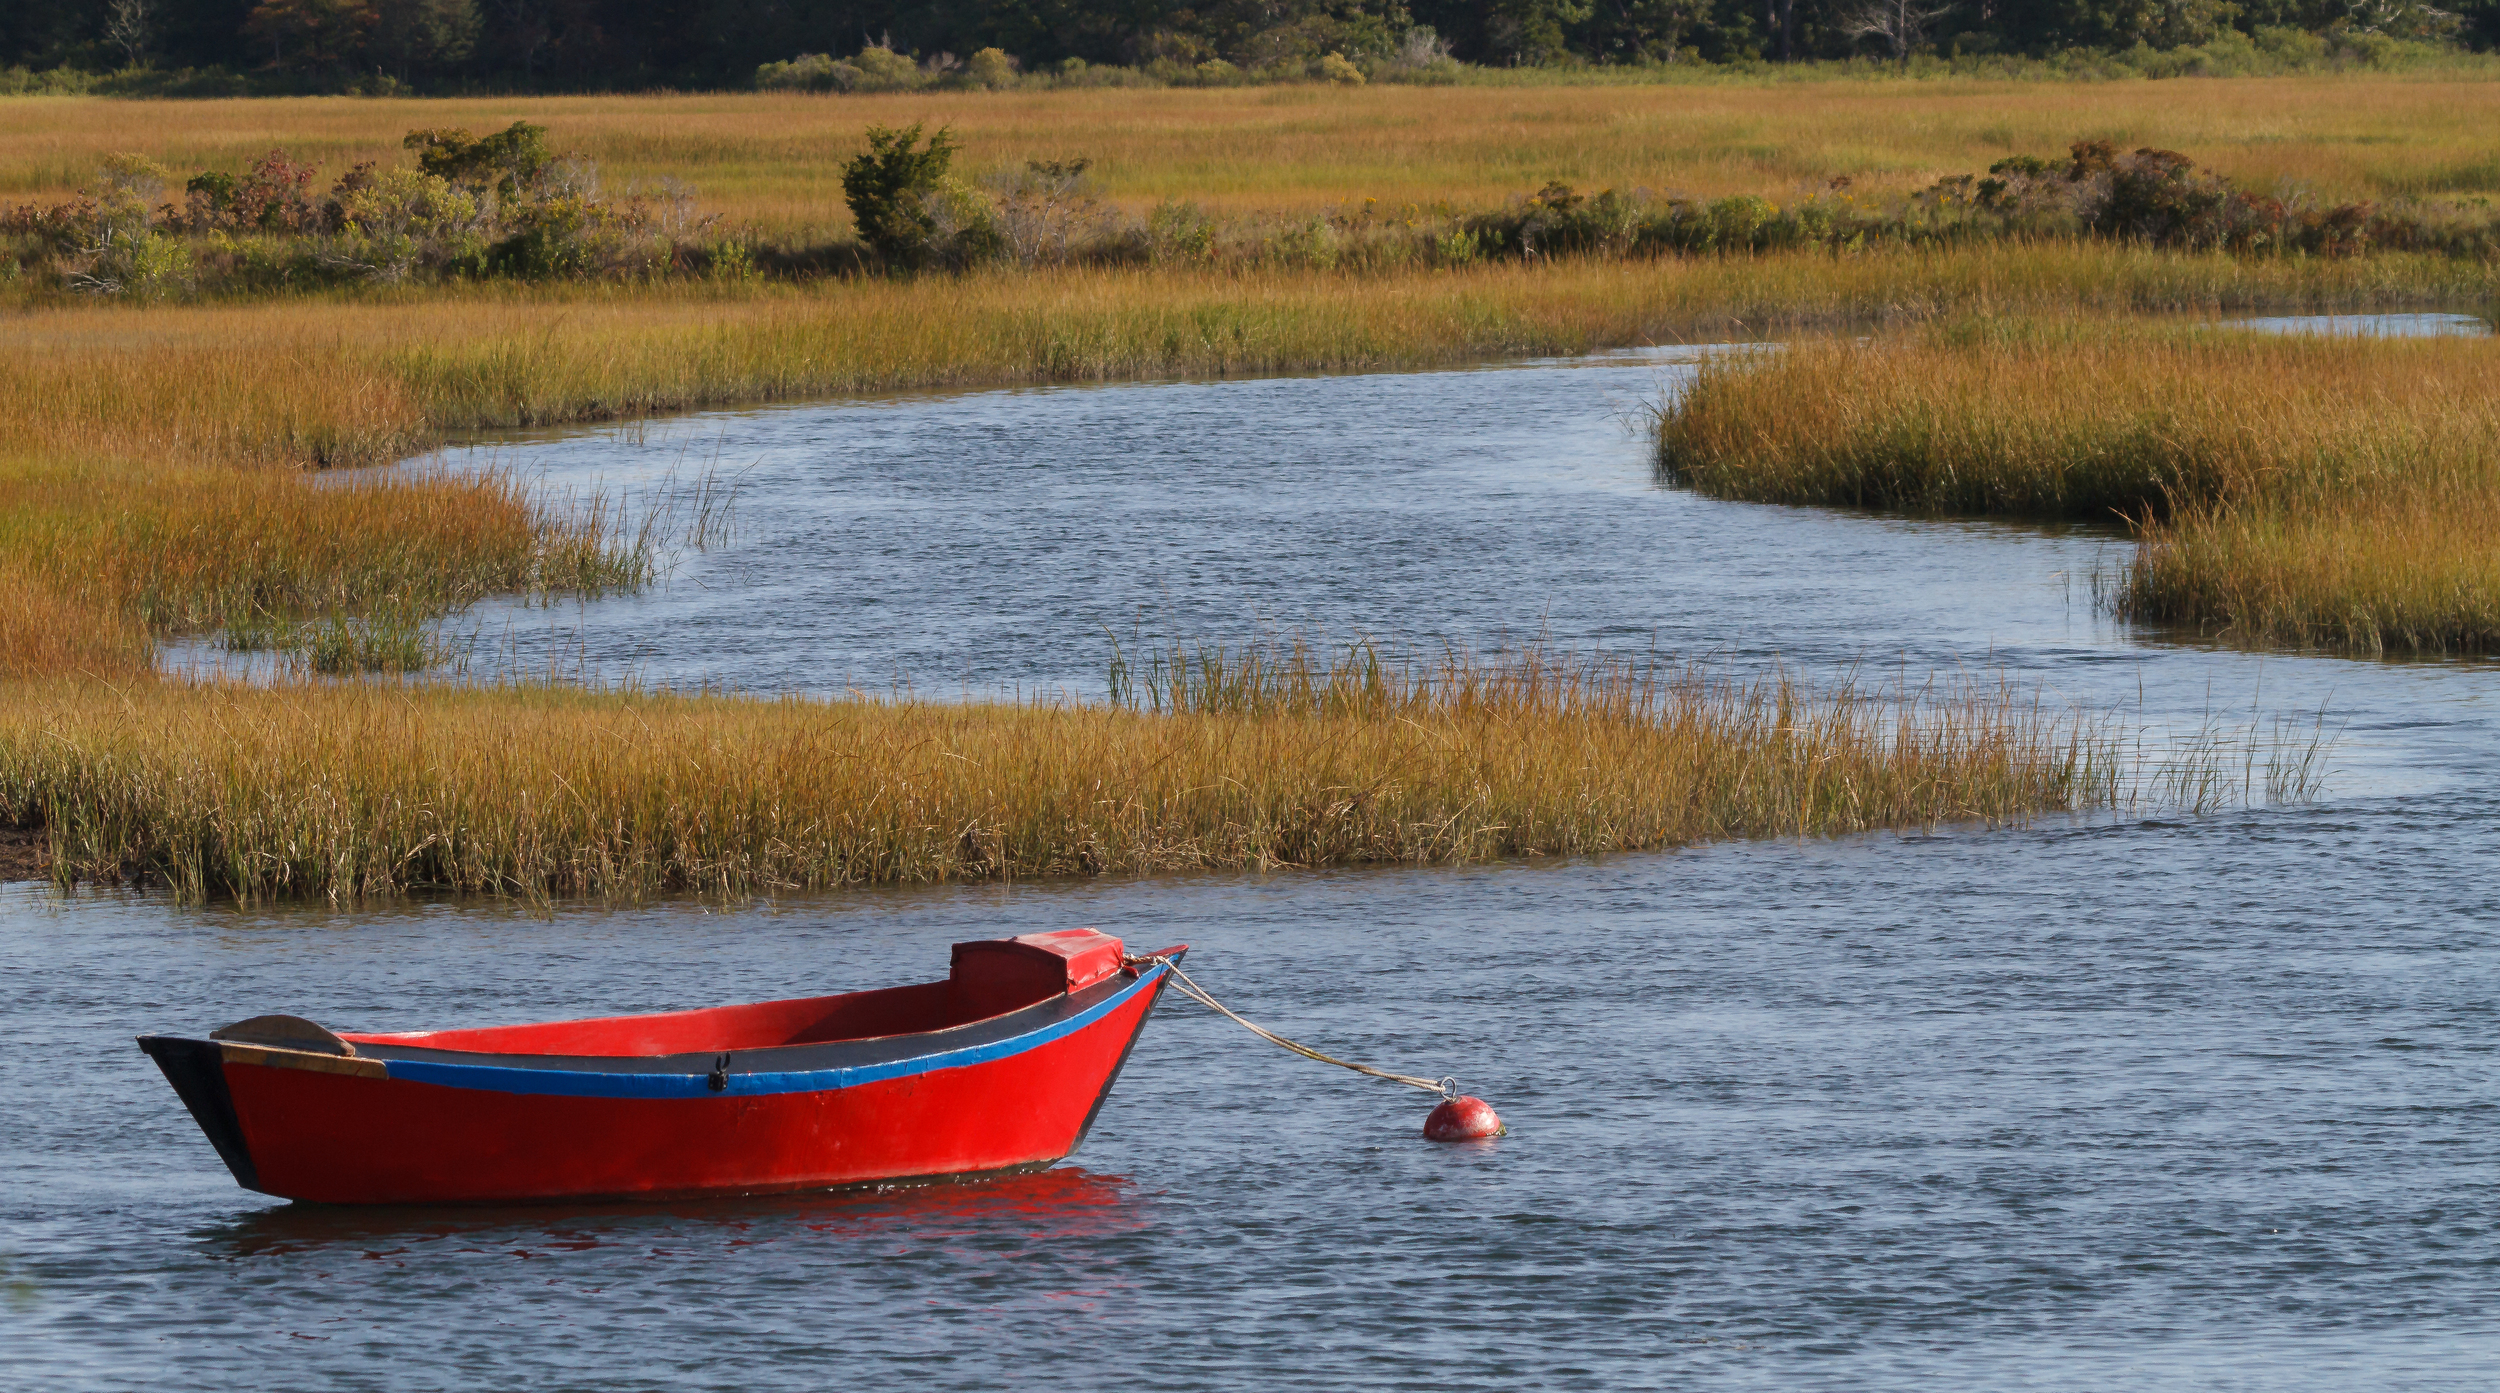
136, 1035, 263, 1194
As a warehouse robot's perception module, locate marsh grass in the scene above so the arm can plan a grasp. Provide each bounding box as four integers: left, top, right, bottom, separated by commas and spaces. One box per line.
19, 248, 2492, 459
0, 262, 2362, 899
1656, 318, 2500, 652
9, 79, 2500, 235
0, 641, 2139, 903
0, 451, 646, 679
7, 251, 2493, 680
222, 607, 467, 675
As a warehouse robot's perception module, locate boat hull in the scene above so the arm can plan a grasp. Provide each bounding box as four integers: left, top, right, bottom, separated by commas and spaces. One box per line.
139, 956, 1176, 1205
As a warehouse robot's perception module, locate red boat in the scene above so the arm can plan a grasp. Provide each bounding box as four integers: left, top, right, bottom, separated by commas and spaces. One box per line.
138, 929, 1182, 1205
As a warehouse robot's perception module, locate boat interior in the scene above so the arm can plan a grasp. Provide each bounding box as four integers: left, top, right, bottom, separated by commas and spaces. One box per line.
316, 930, 1140, 1058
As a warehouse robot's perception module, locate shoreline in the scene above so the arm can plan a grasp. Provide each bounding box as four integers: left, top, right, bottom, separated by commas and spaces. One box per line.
0, 826, 45, 882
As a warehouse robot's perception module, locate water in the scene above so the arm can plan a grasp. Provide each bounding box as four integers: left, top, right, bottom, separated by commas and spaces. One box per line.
2233, 311, 2492, 339
29, 342, 2500, 1389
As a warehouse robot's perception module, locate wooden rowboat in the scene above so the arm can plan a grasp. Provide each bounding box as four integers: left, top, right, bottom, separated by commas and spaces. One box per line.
138, 929, 1182, 1205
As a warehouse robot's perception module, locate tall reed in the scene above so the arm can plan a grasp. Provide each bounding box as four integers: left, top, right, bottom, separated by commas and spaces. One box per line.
0, 644, 2127, 902
1656, 318, 2500, 651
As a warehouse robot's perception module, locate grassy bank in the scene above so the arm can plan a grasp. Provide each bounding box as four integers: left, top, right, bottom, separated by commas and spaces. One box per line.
1656, 318, 2500, 652
11, 249, 2496, 678
0, 647, 2125, 902
9, 77, 2500, 234
0, 80, 2417, 902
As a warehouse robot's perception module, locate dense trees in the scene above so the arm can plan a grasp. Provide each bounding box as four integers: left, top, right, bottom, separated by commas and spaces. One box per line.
5, 0, 2496, 87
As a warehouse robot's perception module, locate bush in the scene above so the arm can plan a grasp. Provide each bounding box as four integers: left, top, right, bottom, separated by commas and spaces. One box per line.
329, 169, 483, 282
756, 53, 839, 90
490, 197, 602, 277
988, 159, 1114, 267
916, 178, 1006, 268
405, 122, 553, 201
852, 46, 926, 91
178, 149, 321, 233
1961, 139, 2394, 254
1466, 182, 1644, 257
54, 154, 190, 297
842, 123, 963, 267
1146, 201, 1217, 262
757, 44, 926, 93
1381, 25, 1462, 83
88, 153, 166, 242
5, 122, 717, 294
965, 48, 1018, 90
71, 229, 189, 297
1318, 52, 1366, 84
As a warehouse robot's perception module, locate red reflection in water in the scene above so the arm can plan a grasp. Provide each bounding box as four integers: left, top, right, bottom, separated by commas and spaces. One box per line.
208, 1165, 1147, 1262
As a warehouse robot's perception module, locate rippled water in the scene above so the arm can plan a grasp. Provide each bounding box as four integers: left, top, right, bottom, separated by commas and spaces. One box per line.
2233, 311, 2492, 338
30, 334, 2500, 1389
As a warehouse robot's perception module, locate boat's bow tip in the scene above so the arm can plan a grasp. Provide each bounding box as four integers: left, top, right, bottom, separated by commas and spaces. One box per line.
209, 1014, 359, 1057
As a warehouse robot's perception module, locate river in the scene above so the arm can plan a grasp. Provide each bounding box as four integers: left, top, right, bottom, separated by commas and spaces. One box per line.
18, 321, 2500, 1389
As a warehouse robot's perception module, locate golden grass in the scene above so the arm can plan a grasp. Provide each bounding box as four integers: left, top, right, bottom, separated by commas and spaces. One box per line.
1656, 318, 2500, 652
18, 248, 2493, 462
8, 77, 2500, 236
0, 449, 635, 681
7, 81, 2446, 898
0, 648, 2123, 901
10, 250, 2495, 679
2131, 494, 2500, 652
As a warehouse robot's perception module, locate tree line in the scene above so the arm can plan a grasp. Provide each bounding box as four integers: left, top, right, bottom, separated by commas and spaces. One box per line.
7, 0, 2495, 91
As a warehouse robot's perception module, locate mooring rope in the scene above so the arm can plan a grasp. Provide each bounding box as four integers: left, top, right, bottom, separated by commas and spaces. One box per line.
1128, 954, 1458, 1101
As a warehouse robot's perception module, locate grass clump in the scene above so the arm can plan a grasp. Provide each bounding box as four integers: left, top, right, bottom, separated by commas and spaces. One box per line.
0, 441, 644, 680
1656, 317, 2500, 653
0, 642, 2129, 903
222, 608, 465, 675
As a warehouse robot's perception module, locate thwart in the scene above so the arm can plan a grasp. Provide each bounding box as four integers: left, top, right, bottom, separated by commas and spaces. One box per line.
138, 929, 1182, 1205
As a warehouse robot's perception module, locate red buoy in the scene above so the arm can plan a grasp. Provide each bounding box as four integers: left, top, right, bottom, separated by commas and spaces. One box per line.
1423, 1095, 1504, 1142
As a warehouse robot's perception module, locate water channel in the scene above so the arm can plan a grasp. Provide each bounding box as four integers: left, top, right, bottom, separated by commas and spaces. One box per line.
18, 319, 2500, 1389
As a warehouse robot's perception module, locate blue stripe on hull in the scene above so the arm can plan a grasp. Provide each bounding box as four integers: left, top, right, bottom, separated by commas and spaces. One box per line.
379, 961, 1170, 1100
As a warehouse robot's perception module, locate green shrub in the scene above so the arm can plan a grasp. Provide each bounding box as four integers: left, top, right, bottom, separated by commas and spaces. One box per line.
405, 122, 553, 201
71, 229, 190, 297
1318, 52, 1366, 84
1146, 201, 1217, 262
916, 178, 1005, 268
1466, 182, 1643, 257
842, 123, 961, 267
965, 47, 1018, 89
707, 239, 759, 283
330, 169, 482, 282
758, 46, 925, 93
489, 197, 604, 278
756, 53, 839, 90
59, 154, 191, 297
